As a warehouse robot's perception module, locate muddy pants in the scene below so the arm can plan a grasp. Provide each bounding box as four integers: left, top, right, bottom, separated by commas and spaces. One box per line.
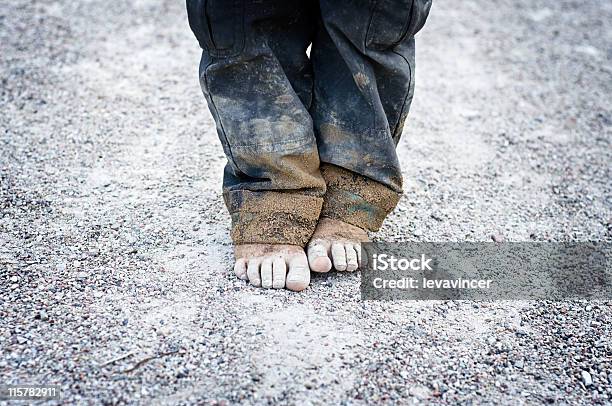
187, 0, 431, 246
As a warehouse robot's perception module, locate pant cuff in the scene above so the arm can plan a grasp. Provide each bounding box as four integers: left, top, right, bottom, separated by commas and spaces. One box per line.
319, 164, 401, 232
224, 190, 323, 246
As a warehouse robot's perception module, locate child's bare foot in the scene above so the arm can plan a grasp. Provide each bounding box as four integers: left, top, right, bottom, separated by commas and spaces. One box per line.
233, 245, 310, 291
306, 217, 369, 273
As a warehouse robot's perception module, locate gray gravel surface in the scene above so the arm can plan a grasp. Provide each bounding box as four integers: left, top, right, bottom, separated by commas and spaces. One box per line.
1, 0, 611, 404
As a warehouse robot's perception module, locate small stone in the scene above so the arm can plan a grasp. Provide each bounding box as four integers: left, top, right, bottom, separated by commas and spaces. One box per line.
491, 233, 505, 243
409, 385, 432, 399
515, 328, 528, 337
575, 45, 600, 58
581, 370, 592, 386
413, 229, 424, 237
34, 311, 49, 321
77, 272, 88, 279
460, 109, 481, 120
176, 368, 189, 379
528, 8, 552, 22
10, 276, 19, 283
158, 326, 172, 336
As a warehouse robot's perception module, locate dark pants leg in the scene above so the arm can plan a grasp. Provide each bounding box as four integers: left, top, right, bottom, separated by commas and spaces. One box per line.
312, 0, 432, 231
186, 0, 431, 243
187, 0, 325, 246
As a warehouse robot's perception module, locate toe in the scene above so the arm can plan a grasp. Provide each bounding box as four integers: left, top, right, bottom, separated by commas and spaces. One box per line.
331, 242, 347, 271
355, 242, 362, 268
286, 254, 310, 292
307, 241, 332, 273
247, 258, 262, 287
345, 243, 358, 272
260, 258, 273, 288
272, 256, 286, 289
234, 258, 247, 280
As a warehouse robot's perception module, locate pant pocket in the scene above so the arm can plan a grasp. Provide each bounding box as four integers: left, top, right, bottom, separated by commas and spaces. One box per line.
186, 0, 245, 57
365, 0, 432, 50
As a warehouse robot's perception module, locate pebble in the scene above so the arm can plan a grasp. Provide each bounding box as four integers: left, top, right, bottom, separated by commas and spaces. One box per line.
515, 328, 528, 337
491, 234, 505, 243
581, 371, 592, 386
158, 326, 172, 336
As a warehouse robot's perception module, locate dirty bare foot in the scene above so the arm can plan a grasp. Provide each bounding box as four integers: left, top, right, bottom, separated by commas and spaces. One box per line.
233, 245, 310, 291
307, 217, 369, 273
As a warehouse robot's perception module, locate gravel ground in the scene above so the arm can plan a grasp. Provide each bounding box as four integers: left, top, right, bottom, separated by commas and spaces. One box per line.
1, 0, 611, 404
